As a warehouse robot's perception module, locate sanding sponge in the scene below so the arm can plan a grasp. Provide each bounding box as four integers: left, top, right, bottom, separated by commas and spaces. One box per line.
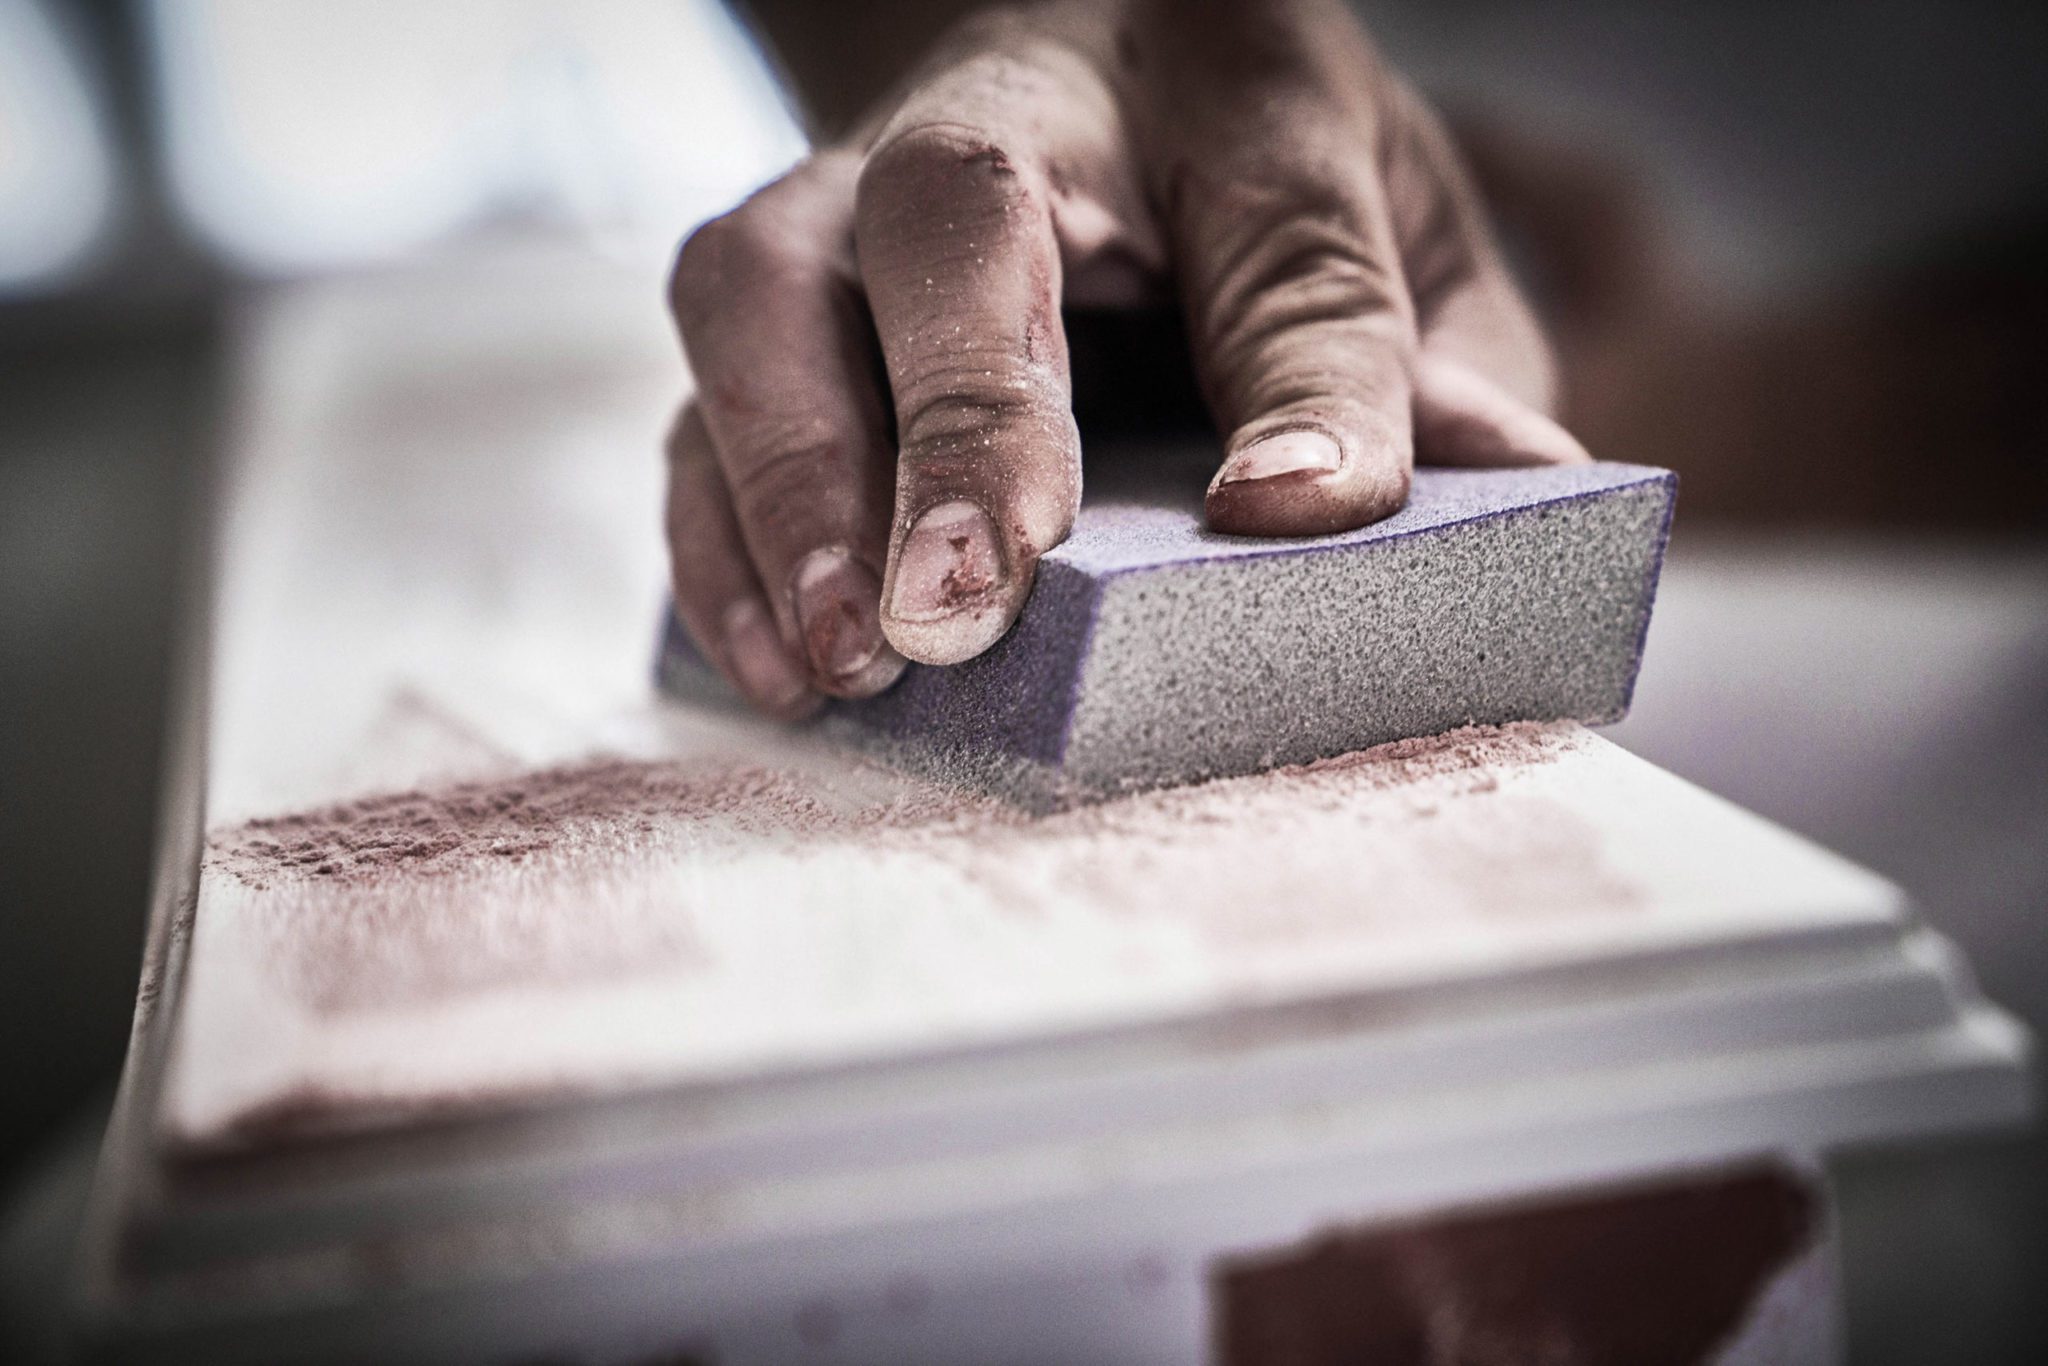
659, 452, 1675, 808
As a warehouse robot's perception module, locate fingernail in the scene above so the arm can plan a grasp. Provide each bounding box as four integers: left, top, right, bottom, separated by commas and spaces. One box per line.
888, 499, 1006, 623
1216, 430, 1343, 486
721, 598, 812, 715
791, 546, 902, 693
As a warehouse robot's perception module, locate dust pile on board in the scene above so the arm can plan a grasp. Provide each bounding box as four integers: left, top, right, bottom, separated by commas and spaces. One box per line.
204, 722, 1640, 1014
206, 759, 952, 891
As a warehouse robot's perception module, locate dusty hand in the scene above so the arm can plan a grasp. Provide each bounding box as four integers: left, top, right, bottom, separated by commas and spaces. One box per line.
665, 0, 1588, 716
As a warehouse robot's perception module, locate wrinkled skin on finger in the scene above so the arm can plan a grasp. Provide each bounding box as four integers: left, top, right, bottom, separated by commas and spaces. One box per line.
665, 0, 1589, 707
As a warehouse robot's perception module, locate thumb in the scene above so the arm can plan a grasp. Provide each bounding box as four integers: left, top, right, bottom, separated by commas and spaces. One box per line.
1134, 11, 1421, 536
1173, 168, 1420, 536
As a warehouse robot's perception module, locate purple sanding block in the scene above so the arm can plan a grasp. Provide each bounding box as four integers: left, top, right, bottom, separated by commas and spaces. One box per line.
659, 451, 1676, 808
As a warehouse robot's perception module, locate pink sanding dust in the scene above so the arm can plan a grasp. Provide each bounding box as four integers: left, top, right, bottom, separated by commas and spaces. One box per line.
210, 722, 1576, 889
212, 760, 857, 890
201, 723, 1637, 1021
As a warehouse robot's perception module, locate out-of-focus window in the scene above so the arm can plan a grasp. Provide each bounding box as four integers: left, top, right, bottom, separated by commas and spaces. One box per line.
0, 0, 118, 297
144, 0, 805, 276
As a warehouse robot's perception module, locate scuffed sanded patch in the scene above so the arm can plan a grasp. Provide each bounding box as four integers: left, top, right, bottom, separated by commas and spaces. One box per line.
197, 723, 1622, 1025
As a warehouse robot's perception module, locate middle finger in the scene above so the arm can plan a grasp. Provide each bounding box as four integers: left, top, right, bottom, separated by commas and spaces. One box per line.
670, 152, 904, 697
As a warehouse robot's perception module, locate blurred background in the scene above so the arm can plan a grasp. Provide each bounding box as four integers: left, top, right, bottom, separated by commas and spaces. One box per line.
0, 0, 2043, 1360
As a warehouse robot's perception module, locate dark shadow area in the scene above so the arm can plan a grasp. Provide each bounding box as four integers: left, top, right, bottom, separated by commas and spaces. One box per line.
0, 301, 220, 1177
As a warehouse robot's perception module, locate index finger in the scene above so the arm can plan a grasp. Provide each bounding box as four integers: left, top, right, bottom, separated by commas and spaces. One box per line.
853, 48, 1091, 665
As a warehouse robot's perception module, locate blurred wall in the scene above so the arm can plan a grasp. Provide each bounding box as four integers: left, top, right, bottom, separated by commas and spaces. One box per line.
0, 0, 222, 1184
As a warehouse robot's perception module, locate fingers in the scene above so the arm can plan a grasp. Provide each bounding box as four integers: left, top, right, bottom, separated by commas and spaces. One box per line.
668, 0, 1586, 723
1383, 83, 1591, 467
854, 45, 1092, 665
1129, 3, 1418, 537
1180, 167, 1419, 536
854, 119, 1081, 664
1128, 1, 1585, 529
670, 154, 905, 698
664, 405, 820, 719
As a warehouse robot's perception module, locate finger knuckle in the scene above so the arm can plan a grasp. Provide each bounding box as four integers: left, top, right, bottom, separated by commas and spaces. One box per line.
1192, 187, 1415, 389
1219, 189, 1401, 312
669, 211, 742, 323
892, 359, 1051, 451
893, 383, 1080, 529
727, 427, 840, 506
664, 472, 718, 546
664, 436, 731, 559
900, 393, 1029, 467
663, 492, 724, 576
669, 202, 815, 329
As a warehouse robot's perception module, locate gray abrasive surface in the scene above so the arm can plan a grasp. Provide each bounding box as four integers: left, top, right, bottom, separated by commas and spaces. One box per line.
659, 449, 1676, 809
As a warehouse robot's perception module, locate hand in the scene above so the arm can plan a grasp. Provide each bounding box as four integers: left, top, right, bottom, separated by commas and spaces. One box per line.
665, 0, 1589, 717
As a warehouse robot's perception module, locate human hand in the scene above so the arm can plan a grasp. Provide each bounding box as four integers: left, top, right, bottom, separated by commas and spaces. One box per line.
665, 0, 1588, 717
